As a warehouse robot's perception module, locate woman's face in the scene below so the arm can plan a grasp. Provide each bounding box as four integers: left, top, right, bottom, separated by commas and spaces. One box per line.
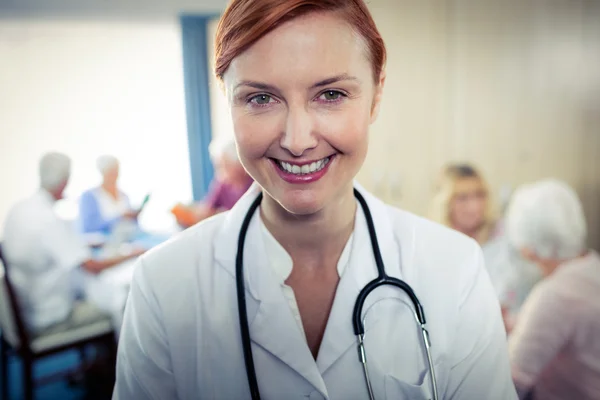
104, 164, 119, 185
224, 12, 384, 215
449, 177, 488, 234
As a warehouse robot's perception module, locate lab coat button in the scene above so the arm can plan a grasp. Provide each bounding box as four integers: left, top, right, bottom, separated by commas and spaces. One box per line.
309, 391, 324, 400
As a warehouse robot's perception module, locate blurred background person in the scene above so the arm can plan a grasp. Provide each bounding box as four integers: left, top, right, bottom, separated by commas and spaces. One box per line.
430, 163, 500, 244
171, 137, 253, 228
429, 163, 541, 329
79, 155, 140, 236
506, 179, 600, 400
2, 152, 143, 335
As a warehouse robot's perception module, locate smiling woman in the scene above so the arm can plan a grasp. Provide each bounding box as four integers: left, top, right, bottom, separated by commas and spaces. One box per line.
113, 1, 517, 399
224, 10, 380, 217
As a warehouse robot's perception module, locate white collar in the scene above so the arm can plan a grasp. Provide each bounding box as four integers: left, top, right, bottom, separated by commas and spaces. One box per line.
214, 181, 405, 301
259, 212, 355, 285
37, 188, 57, 205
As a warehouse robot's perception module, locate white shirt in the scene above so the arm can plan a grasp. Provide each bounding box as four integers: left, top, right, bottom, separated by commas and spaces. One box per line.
509, 251, 600, 400
94, 187, 130, 222
2, 190, 90, 331
260, 218, 354, 338
114, 183, 517, 400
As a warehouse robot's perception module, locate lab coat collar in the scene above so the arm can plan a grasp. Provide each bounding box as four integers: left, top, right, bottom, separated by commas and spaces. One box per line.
213, 182, 401, 295
214, 182, 265, 299
213, 182, 402, 392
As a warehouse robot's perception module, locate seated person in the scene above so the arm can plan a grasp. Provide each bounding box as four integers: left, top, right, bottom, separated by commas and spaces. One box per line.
2, 152, 143, 335
506, 179, 600, 400
172, 137, 253, 228
79, 155, 139, 235
430, 163, 540, 329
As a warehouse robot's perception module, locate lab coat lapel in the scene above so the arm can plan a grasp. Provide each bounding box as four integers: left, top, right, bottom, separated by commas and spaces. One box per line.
214, 185, 327, 395
317, 185, 401, 375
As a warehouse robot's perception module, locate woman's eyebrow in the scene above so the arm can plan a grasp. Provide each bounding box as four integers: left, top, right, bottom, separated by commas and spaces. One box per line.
310, 74, 359, 89
234, 81, 277, 92
233, 74, 360, 93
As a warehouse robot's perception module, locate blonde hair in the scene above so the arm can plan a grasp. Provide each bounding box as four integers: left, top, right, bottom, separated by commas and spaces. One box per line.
429, 164, 497, 244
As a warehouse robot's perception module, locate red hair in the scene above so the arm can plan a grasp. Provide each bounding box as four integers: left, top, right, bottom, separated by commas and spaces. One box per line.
214, 0, 386, 83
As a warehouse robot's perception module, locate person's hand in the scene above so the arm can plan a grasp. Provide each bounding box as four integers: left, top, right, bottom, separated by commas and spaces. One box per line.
123, 209, 140, 220
121, 246, 146, 261
130, 247, 146, 257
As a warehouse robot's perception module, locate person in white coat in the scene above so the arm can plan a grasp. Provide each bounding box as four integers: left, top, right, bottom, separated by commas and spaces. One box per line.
113, 0, 517, 399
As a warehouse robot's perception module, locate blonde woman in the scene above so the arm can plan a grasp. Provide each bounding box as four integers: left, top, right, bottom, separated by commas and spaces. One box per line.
430, 164, 499, 245
430, 164, 541, 331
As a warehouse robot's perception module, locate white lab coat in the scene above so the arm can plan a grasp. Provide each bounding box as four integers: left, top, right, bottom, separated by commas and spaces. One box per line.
2, 190, 91, 331
113, 184, 517, 400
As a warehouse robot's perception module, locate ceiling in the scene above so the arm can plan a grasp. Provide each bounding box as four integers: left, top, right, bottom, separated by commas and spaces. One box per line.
0, 0, 229, 18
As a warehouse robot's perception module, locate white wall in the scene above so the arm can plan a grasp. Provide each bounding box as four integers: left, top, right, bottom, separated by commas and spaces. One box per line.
207, 19, 234, 145
0, 18, 193, 234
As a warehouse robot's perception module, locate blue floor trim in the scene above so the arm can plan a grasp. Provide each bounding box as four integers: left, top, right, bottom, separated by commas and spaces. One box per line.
1, 347, 87, 400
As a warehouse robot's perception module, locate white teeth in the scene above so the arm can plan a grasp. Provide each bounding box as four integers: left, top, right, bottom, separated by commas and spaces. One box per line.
278, 157, 330, 175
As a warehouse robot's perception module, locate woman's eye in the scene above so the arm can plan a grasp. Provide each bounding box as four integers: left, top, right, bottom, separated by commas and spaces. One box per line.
249, 94, 272, 105
320, 90, 343, 101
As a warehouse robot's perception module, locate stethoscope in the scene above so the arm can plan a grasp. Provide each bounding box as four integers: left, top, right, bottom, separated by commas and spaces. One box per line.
236, 189, 438, 400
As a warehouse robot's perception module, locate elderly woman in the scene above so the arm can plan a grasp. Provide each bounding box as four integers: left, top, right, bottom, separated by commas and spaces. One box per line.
79, 155, 139, 235
506, 179, 600, 400
171, 137, 253, 228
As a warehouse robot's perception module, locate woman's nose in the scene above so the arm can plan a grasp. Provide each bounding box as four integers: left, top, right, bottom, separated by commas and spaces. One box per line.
280, 107, 318, 157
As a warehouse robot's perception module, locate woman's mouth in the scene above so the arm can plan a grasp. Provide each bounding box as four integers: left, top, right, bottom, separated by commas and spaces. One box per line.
275, 156, 331, 175
270, 156, 334, 184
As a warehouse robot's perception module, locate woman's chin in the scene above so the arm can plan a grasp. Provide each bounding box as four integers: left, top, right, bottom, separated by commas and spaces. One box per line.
270, 190, 324, 216
281, 203, 322, 216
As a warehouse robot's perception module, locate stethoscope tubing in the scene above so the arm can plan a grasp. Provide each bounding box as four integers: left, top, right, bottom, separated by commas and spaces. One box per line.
236, 190, 438, 400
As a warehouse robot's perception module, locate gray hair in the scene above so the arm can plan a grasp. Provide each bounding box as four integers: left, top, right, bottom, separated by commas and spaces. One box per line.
506, 179, 587, 260
208, 137, 239, 163
39, 152, 71, 191
96, 155, 119, 176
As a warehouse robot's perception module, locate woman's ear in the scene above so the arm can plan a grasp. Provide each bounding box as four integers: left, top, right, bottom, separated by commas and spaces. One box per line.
370, 69, 386, 124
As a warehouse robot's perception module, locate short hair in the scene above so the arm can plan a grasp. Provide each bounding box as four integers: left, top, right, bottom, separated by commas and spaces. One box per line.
506, 179, 587, 260
214, 0, 386, 84
39, 152, 71, 191
208, 137, 239, 163
96, 155, 119, 176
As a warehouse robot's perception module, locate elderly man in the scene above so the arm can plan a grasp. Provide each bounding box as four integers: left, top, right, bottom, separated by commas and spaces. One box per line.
506, 179, 600, 400
2, 152, 143, 334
